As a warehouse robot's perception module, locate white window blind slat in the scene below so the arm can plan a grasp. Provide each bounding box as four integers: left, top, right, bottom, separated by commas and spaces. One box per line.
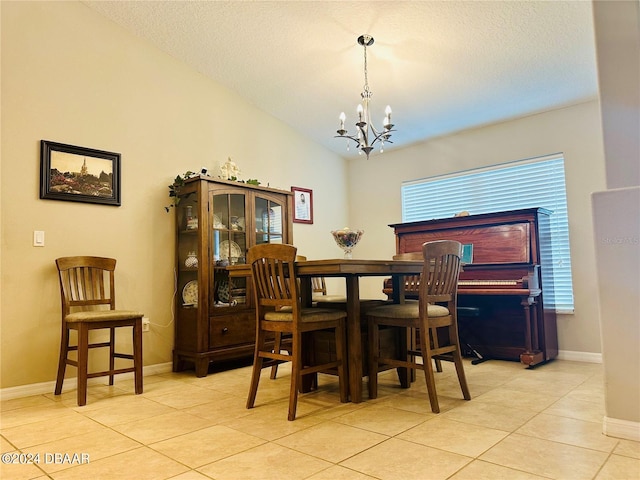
401, 155, 574, 312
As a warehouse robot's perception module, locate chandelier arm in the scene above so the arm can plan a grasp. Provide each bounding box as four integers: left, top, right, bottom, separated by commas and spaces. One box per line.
371, 129, 395, 145
334, 134, 363, 146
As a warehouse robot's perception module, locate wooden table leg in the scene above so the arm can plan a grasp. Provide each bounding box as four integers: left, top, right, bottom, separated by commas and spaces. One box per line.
299, 277, 315, 392
345, 276, 362, 403
391, 273, 411, 383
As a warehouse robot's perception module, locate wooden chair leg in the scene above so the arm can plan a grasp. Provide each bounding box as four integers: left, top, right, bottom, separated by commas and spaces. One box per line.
270, 332, 282, 379
419, 327, 440, 413
247, 329, 266, 409
397, 326, 411, 388
133, 320, 143, 395
55, 327, 69, 395
109, 327, 116, 386
335, 321, 348, 403
452, 347, 471, 400
367, 319, 379, 400
449, 322, 470, 401
410, 327, 417, 382
288, 333, 302, 421
304, 332, 318, 392
431, 327, 443, 372
77, 324, 89, 407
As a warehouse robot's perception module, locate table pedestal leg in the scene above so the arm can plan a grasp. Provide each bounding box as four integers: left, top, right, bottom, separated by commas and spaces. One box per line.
345, 276, 362, 402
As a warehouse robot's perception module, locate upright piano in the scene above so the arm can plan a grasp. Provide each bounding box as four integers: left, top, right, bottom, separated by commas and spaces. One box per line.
386, 208, 558, 367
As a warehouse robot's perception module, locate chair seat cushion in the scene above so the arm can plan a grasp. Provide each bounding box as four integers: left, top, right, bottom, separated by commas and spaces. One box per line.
368, 303, 449, 319
313, 295, 348, 302
65, 310, 144, 323
265, 307, 346, 322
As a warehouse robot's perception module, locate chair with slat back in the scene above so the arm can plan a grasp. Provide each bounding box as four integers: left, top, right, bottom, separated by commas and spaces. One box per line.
55, 256, 144, 406
311, 276, 349, 303
366, 241, 471, 413
246, 244, 348, 420
395, 254, 444, 374
269, 254, 307, 380
270, 256, 347, 380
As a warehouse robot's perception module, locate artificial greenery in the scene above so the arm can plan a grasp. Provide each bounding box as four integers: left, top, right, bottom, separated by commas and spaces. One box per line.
165, 171, 262, 212
165, 171, 196, 212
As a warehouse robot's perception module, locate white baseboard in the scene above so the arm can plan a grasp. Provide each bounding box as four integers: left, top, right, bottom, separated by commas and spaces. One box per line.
557, 350, 603, 363
604, 416, 640, 442
0, 362, 173, 401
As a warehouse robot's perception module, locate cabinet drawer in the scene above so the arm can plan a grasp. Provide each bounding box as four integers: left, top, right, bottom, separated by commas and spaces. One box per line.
209, 312, 255, 348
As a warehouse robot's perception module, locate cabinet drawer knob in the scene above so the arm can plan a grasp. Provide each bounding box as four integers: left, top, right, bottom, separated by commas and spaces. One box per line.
221, 327, 229, 334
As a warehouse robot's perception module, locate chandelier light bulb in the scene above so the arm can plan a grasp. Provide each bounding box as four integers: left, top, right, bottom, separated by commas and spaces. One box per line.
334, 34, 396, 159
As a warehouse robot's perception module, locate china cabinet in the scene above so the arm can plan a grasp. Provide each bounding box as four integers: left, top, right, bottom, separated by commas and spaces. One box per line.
172, 176, 293, 376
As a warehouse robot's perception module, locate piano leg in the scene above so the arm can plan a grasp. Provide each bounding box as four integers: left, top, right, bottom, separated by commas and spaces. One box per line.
519, 296, 544, 366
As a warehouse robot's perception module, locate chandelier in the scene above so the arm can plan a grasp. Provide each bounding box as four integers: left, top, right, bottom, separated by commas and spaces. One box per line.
335, 34, 395, 159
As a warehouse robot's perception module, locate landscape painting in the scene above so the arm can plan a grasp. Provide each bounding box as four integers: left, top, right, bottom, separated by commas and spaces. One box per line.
40, 140, 121, 206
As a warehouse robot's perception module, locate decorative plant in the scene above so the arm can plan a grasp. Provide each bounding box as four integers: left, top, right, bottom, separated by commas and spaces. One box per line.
165, 164, 263, 212
165, 170, 196, 212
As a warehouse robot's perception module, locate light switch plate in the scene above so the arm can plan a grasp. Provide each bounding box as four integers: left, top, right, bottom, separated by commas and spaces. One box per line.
34, 230, 45, 247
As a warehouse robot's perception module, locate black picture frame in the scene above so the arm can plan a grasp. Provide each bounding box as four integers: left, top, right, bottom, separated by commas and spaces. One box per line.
291, 186, 313, 224
40, 140, 121, 206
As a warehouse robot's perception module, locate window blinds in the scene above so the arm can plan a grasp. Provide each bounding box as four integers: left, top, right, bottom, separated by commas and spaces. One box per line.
401, 155, 574, 313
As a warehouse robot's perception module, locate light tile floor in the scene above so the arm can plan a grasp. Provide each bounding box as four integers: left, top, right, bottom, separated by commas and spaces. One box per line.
2, 359, 639, 480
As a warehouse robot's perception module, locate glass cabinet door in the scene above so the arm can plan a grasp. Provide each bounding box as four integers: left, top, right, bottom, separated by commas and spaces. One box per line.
255, 196, 285, 245
211, 192, 248, 309
212, 193, 247, 265
176, 193, 199, 309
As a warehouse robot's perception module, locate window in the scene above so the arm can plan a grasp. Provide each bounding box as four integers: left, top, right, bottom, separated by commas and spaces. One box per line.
402, 154, 574, 313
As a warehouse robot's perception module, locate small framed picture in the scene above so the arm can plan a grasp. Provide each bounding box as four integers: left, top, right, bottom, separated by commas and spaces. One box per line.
291, 186, 313, 224
462, 244, 474, 264
40, 140, 121, 206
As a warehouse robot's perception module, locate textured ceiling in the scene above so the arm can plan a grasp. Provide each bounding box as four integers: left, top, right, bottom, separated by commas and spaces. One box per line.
83, 1, 598, 158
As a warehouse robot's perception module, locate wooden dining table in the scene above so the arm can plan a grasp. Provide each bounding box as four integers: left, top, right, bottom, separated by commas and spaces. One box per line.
229, 258, 424, 403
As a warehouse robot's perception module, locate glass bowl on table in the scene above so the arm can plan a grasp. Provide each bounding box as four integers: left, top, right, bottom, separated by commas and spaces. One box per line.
331, 228, 364, 259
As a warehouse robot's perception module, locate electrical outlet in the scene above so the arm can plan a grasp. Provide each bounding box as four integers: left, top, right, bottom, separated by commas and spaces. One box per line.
142, 317, 150, 332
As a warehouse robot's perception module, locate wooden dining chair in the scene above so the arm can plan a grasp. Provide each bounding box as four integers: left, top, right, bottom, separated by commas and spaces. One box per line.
269, 256, 347, 379
54, 256, 144, 406
396, 261, 443, 374
367, 240, 471, 413
246, 244, 348, 420
269, 254, 307, 380
311, 276, 348, 303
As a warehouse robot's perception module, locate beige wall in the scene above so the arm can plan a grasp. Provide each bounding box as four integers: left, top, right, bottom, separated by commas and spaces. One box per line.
347, 100, 607, 356
0, 1, 348, 389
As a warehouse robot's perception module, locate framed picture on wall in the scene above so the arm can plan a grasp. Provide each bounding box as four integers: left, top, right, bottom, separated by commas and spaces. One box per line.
291, 186, 313, 224
40, 140, 121, 206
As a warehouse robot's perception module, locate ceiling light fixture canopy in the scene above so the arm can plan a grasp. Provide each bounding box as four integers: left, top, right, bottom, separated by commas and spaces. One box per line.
335, 34, 395, 159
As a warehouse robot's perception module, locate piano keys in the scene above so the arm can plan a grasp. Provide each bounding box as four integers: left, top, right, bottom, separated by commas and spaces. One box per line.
388, 208, 558, 367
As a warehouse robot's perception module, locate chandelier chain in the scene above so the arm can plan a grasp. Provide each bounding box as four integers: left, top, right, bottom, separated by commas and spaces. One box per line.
363, 43, 369, 95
